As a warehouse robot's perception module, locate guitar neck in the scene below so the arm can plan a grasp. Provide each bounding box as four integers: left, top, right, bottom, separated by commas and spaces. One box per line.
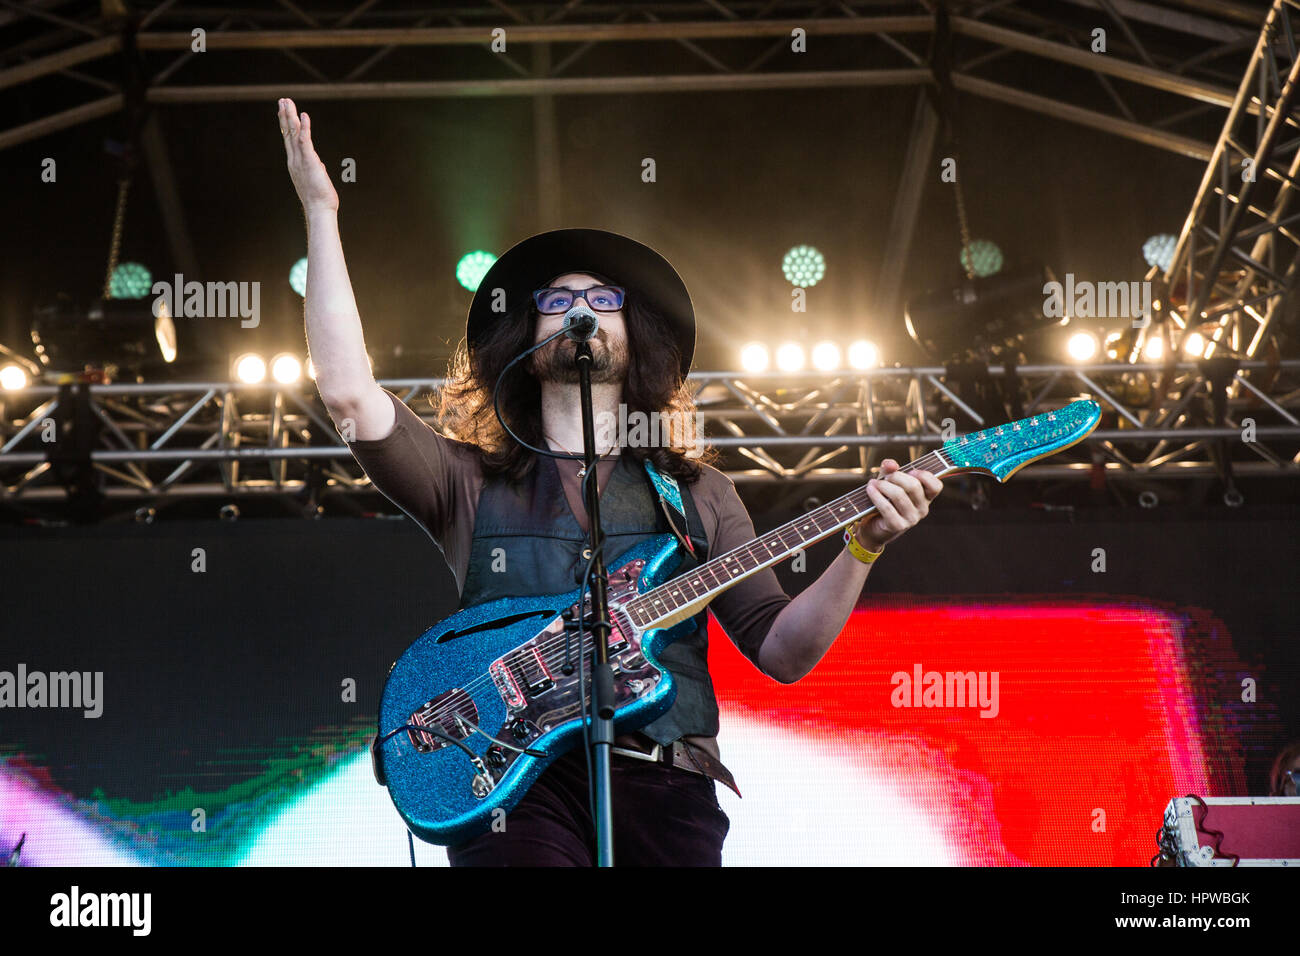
620, 399, 1101, 632
621, 448, 955, 631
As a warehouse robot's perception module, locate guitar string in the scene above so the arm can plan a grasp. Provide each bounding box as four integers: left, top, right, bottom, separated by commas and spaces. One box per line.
524, 409, 1078, 671
412, 448, 972, 731
432, 452, 940, 676
409, 450, 953, 731
409, 446, 985, 731
406, 408, 1078, 733
611, 409, 1077, 633
621, 451, 948, 625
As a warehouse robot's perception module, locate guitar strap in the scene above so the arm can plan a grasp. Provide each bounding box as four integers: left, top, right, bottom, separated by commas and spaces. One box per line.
639, 457, 740, 795
642, 457, 695, 558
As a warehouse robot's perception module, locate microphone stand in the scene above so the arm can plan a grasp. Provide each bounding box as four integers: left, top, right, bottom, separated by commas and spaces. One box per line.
573, 338, 616, 867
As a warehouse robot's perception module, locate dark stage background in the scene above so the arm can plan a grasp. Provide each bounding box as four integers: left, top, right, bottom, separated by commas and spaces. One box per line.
1, 495, 1295, 864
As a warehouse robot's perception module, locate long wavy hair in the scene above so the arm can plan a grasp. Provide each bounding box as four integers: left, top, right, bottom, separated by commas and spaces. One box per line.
435, 275, 716, 484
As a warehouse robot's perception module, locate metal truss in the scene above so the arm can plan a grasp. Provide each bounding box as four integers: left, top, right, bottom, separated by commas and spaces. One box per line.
1, 361, 1296, 508
0, 0, 1267, 160
1125, 0, 1300, 501
1159, 0, 1300, 365
3, 1, 1281, 362
4, 1, 1298, 514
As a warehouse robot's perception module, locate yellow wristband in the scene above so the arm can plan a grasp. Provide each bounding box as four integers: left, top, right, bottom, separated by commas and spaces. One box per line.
843, 520, 885, 564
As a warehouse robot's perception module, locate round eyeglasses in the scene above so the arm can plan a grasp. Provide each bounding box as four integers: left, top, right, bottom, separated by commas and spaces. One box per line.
533, 285, 625, 315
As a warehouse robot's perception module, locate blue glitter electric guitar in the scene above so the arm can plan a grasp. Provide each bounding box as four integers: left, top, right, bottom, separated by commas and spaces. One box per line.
373, 399, 1102, 845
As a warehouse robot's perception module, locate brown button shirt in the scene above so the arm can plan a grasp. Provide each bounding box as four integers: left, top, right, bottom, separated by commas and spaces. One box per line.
348, 388, 791, 769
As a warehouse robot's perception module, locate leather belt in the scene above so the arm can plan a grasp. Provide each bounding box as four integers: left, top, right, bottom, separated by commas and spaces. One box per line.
610, 737, 742, 798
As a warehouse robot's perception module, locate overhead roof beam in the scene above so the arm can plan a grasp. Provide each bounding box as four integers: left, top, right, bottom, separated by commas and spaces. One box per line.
954, 71, 1214, 159
130, 17, 935, 50
954, 17, 1237, 108
1057, 0, 1261, 39
0, 34, 118, 91
0, 16, 1242, 112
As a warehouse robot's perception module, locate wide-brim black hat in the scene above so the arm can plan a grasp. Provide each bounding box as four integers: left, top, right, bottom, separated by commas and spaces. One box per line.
465, 228, 695, 378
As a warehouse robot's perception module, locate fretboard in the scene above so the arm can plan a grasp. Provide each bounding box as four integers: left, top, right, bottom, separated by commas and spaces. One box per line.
622, 449, 954, 630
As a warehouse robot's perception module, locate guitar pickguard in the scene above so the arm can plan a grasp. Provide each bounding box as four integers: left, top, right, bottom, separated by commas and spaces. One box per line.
400, 557, 664, 797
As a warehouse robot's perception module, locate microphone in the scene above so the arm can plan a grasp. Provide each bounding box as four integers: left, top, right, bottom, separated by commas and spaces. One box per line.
561, 305, 600, 342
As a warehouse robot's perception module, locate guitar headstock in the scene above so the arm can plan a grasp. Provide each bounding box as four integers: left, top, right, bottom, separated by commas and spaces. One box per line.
940, 399, 1102, 482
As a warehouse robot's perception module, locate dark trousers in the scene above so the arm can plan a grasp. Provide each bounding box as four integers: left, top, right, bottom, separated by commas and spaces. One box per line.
446, 747, 731, 866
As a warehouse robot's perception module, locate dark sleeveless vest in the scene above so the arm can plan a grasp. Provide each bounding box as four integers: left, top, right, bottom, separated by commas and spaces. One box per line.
458, 452, 716, 744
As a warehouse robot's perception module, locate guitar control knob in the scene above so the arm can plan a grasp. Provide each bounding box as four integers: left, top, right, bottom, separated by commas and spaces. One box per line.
511, 719, 531, 741
486, 746, 507, 768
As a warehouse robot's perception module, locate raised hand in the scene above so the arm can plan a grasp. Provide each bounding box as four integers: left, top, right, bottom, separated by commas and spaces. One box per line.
278, 97, 338, 214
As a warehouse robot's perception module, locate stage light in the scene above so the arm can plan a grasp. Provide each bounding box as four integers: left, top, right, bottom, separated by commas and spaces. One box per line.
775, 342, 805, 372
1066, 331, 1100, 362
905, 266, 1056, 362
456, 251, 497, 292
960, 240, 1003, 278
1142, 337, 1164, 360
1180, 332, 1207, 358
740, 342, 769, 373
847, 339, 880, 369
155, 298, 177, 364
289, 257, 308, 297
271, 353, 303, 384
1142, 234, 1177, 272
234, 353, 267, 383
811, 341, 841, 371
782, 246, 825, 287
108, 262, 152, 299
31, 298, 176, 374
0, 364, 29, 390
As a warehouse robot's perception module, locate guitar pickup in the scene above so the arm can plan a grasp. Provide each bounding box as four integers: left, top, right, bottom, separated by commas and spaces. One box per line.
519, 647, 554, 696
491, 645, 566, 703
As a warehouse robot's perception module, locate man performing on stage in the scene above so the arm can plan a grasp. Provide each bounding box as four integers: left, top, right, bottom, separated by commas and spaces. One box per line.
278, 97, 943, 866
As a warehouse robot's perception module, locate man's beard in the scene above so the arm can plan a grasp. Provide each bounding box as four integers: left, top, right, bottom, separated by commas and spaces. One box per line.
528, 331, 628, 385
